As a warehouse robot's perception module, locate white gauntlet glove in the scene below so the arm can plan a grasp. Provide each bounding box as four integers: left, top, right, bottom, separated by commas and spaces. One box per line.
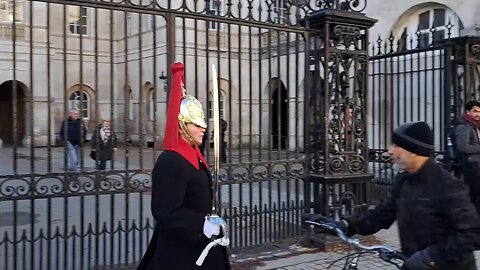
203, 218, 221, 238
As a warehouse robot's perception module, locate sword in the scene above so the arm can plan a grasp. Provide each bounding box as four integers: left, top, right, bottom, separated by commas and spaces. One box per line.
211, 63, 221, 215
196, 63, 229, 266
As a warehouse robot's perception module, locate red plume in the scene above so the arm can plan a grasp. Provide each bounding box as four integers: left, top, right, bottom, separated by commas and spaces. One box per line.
162, 62, 184, 149
162, 62, 207, 169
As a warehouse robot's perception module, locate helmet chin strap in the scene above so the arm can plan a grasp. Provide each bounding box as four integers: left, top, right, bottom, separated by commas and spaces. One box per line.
179, 122, 201, 147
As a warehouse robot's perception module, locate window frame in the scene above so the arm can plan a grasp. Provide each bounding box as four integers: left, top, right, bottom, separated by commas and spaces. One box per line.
0, 0, 23, 23
69, 90, 90, 119
68, 6, 88, 35
207, 91, 225, 120
208, 0, 222, 30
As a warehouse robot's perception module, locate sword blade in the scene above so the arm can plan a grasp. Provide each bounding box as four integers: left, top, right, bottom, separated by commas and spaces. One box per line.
211, 64, 220, 214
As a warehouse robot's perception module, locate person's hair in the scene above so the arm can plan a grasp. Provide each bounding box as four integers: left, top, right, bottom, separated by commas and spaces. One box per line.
465, 100, 480, 111
69, 108, 79, 114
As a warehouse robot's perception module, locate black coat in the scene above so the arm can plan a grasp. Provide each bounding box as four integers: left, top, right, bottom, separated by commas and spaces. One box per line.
454, 118, 480, 164
59, 117, 86, 146
348, 159, 480, 270
137, 151, 230, 270
90, 125, 117, 161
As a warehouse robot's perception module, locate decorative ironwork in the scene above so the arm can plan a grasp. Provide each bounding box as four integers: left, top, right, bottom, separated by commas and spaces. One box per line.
310, 12, 374, 175
304, 11, 375, 251
0, 0, 370, 268
0, 171, 151, 198
471, 44, 480, 59
36, 0, 366, 27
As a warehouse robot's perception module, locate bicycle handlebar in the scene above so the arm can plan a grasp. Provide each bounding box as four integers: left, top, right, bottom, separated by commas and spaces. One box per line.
305, 219, 407, 263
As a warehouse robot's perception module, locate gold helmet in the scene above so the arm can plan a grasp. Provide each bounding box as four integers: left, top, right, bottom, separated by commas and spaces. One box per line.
178, 95, 207, 146
179, 95, 207, 129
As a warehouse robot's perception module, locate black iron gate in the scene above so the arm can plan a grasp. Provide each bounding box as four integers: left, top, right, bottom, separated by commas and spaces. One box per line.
0, 1, 370, 269
368, 31, 480, 203
6, 1, 476, 269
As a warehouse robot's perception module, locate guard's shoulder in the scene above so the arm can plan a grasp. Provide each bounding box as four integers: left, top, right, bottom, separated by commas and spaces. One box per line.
155, 150, 189, 165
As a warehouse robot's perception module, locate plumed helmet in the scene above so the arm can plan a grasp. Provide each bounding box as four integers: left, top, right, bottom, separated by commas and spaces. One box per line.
179, 95, 208, 129
163, 61, 207, 148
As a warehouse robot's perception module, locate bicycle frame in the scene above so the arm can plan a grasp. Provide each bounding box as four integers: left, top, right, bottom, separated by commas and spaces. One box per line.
305, 220, 406, 269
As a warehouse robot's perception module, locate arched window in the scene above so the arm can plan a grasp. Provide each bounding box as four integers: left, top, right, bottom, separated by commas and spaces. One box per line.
69, 90, 90, 119
393, 5, 464, 49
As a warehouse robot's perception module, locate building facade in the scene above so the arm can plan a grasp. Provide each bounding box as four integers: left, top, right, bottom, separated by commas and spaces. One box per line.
0, 0, 479, 150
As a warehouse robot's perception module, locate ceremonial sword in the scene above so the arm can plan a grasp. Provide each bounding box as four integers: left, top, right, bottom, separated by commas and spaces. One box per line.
196, 64, 230, 266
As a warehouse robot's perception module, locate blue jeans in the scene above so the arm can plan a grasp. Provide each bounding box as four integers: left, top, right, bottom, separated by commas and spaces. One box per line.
97, 160, 107, 170
66, 142, 80, 172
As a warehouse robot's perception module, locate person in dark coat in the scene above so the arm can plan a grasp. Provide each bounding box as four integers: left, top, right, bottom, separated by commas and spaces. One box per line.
59, 108, 86, 172
313, 121, 480, 270
137, 62, 230, 270
454, 100, 480, 212
90, 119, 117, 170
220, 119, 227, 162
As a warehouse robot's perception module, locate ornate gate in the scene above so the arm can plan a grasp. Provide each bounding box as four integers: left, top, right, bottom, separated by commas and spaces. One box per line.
0, 1, 373, 269
368, 31, 480, 203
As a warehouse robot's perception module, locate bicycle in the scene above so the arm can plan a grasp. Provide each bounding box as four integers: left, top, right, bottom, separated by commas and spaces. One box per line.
305, 216, 406, 269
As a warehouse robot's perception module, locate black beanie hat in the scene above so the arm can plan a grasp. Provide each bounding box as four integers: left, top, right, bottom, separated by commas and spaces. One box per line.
392, 121, 434, 157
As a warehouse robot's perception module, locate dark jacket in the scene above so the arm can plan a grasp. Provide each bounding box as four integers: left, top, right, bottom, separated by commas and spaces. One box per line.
59, 117, 86, 146
455, 118, 480, 164
137, 151, 230, 270
347, 159, 480, 270
90, 124, 117, 161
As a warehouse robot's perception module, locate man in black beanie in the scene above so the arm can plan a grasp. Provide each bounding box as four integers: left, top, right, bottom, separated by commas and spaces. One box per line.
309, 121, 480, 270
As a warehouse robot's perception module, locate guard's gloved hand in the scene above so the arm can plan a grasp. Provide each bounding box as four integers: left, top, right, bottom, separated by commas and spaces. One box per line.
307, 214, 349, 232
403, 249, 435, 270
203, 217, 221, 239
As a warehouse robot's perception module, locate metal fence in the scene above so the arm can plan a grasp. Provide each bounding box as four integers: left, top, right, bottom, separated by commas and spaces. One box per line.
4, 1, 479, 269
367, 30, 480, 203
0, 0, 362, 269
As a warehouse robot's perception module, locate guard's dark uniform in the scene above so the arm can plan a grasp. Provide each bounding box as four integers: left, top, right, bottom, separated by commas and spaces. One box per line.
348, 159, 480, 270
137, 61, 230, 270
137, 148, 230, 270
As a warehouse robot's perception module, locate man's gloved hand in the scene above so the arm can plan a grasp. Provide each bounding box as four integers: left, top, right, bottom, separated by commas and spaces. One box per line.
203, 217, 221, 238
403, 249, 435, 270
308, 214, 349, 232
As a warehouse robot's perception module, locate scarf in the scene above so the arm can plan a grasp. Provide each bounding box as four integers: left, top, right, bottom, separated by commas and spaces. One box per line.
100, 126, 111, 144
463, 112, 480, 141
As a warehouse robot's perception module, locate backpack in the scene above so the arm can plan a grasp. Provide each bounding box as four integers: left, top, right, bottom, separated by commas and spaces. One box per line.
445, 124, 461, 169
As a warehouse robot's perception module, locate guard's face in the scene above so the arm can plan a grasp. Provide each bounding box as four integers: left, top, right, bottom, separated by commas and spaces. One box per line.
184, 123, 206, 146
467, 105, 480, 121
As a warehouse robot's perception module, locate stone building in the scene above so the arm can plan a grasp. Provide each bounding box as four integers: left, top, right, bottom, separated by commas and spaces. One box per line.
0, 0, 478, 149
